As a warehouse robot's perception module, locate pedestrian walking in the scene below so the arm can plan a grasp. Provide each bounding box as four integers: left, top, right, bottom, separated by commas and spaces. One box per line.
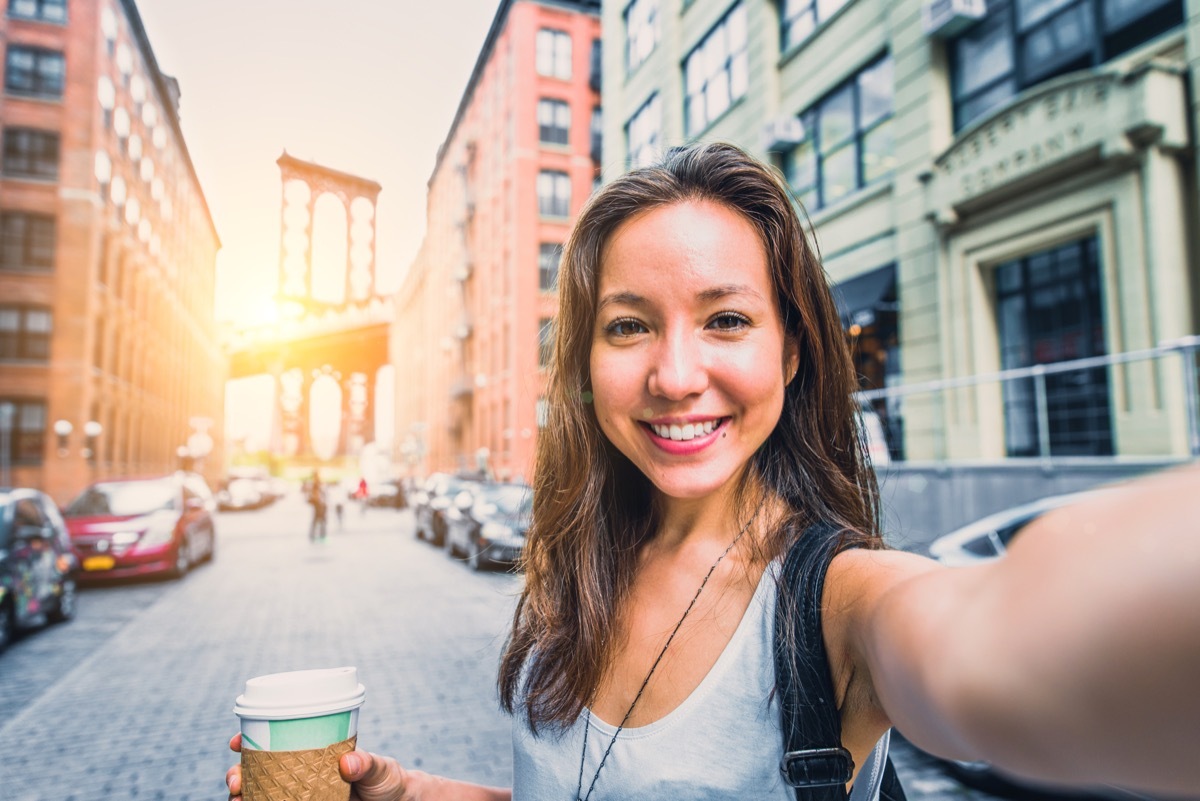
354, 476, 369, 516
227, 143, 1200, 801
306, 472, 328, 543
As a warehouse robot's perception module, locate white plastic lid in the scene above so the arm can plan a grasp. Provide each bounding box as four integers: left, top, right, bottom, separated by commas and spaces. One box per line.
234, 666, 366, 720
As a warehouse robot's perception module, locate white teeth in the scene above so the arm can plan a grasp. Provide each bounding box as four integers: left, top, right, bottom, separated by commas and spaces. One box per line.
651, 419, 723, 441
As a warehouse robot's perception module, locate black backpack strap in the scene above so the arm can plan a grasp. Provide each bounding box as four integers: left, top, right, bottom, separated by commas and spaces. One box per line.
775, 522, 908, 801
775, 521, 853, 801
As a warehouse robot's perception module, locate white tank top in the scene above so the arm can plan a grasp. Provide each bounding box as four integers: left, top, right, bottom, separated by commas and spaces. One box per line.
512, 563, 793, 800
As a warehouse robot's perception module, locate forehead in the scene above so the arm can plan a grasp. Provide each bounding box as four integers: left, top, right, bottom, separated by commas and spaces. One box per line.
598, 200, 771, 294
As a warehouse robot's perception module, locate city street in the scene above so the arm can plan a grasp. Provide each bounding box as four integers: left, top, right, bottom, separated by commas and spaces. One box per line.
0, 491, 1003, 801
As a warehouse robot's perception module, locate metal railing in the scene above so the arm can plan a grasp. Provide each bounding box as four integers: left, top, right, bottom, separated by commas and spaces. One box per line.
856, 335, 1200, 462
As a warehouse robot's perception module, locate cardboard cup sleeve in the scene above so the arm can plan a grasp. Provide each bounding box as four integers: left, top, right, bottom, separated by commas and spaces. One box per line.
241, 735, 358, 801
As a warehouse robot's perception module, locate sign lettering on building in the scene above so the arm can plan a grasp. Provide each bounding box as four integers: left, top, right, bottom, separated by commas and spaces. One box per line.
926, 68, 1187, 221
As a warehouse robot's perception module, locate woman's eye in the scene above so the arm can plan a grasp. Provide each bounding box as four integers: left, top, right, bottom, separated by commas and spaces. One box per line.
708, 312, 750, 331
605, 318, 646, 337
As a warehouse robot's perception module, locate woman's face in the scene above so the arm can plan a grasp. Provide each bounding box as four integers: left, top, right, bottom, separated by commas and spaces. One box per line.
590, 200, 798, 501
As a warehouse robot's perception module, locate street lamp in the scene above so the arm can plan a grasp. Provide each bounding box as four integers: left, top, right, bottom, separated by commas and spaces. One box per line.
52, 419, 104, 462
53, 419, 73, 456
83, 420, 103, 462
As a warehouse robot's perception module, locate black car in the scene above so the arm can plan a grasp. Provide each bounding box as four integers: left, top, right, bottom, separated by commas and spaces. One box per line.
0, 487, 79, 653
413, 473, 482, 547
444, 482, 531, 570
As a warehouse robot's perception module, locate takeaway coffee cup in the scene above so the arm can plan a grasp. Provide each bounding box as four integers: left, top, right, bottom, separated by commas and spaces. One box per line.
234, 666, 366, 801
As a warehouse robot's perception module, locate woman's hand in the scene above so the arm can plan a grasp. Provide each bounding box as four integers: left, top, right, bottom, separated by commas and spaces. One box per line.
226, 733, 415, 801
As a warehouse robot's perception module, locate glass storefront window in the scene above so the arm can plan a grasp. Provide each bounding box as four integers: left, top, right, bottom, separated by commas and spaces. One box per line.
995, 237, 1112, 457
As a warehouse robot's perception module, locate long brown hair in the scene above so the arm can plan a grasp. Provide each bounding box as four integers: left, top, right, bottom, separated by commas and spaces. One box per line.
498, 141, 881, 731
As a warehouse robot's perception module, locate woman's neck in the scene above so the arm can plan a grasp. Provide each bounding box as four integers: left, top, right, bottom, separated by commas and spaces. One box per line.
649, 478, 783, 558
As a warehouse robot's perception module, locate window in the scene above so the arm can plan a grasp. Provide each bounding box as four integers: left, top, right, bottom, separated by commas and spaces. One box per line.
7, 0, 66, 23
2, 128, 59, 179
0, 212, 55, 270
951, 0, 1184, 129
538, 99, 571, 146
784, 55, 895, 211
590, 106, 603, 164
537, 170, 571, 217
590, 38, 602, 91
625, 0, 660, 73
4, 46, 65, 98
626, 93, 662, 169
539, 243, 561, 291
536, 29, 572, 79
0, 399, 46, 464
995, 237, 1113, 456
684, 3, 749, 135
538, 318, 555, 368
780, 0, 850, 52
0, 306, 52, 361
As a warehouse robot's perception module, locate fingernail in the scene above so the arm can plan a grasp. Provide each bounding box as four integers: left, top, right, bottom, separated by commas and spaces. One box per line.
344, 754, 360, 774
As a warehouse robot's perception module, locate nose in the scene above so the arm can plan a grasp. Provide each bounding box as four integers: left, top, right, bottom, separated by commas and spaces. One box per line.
648, 329, 708, 400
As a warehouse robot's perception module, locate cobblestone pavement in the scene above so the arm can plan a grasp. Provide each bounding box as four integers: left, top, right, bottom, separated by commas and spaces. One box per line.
0, 492, 1021, 801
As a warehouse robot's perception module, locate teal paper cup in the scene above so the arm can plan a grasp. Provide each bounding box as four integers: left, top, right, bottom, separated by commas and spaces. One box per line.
234, 667, 366, 801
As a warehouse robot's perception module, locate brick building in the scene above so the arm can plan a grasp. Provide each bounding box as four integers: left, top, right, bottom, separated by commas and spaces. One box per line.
392, 0, 601, 480
0, 0, 223, 503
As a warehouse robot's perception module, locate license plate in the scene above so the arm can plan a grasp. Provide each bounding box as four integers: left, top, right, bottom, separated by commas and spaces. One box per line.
83, 555, 115, 571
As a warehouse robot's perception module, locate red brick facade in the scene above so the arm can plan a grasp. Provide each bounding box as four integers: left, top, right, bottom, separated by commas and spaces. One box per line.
392, 0, 600, 481
0, 0, 223, 503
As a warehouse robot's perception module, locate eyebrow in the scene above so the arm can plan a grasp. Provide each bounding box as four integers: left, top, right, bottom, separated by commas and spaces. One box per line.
597, 284, 764, 312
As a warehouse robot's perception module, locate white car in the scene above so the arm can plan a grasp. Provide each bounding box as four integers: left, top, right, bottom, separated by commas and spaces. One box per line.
926, 491, 1099, 567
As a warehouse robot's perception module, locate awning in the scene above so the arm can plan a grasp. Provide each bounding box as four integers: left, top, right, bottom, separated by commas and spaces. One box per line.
831, 264, 896, 329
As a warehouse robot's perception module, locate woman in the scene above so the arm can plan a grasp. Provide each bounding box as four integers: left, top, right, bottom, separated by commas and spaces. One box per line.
227, 143, 1200, 800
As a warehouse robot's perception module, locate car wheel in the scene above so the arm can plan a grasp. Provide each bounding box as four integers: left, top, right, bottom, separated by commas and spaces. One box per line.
48, 577, 77, 623
432, 517, 445, 548
171, 536, 191, 579
204, 527, 216, 563
0, 601, 15, 654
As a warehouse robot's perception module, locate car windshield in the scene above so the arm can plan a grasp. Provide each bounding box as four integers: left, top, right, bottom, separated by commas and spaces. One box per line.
484, 485, 532, 517
66, 480, 178, 517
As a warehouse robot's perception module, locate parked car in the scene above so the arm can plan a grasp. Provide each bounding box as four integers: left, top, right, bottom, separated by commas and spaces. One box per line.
0, 487, 79, 653
366, 479, 407, 509
217, 477, 267, 511
925, 489, 1159, 800
444, 482, 531, 570
413, 473, 482, 546
63, 472, 217, 581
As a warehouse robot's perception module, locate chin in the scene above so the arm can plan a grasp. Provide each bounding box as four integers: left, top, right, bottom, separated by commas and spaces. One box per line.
643, 466, 741, 501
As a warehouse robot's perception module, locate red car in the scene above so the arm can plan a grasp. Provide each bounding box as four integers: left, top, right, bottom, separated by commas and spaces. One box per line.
63, 473, 216, 581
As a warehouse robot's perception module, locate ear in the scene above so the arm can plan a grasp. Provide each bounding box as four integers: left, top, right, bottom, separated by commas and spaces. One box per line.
783, 334, 800, 385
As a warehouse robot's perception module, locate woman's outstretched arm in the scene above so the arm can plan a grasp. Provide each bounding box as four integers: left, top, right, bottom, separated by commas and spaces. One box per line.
835, 463, 1200, 796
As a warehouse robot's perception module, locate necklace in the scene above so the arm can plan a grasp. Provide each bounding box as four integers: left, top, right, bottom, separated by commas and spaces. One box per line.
574, 506, 762, 801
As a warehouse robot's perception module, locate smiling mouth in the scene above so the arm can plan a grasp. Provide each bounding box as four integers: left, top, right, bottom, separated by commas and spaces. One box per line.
642, 418, 729, 442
